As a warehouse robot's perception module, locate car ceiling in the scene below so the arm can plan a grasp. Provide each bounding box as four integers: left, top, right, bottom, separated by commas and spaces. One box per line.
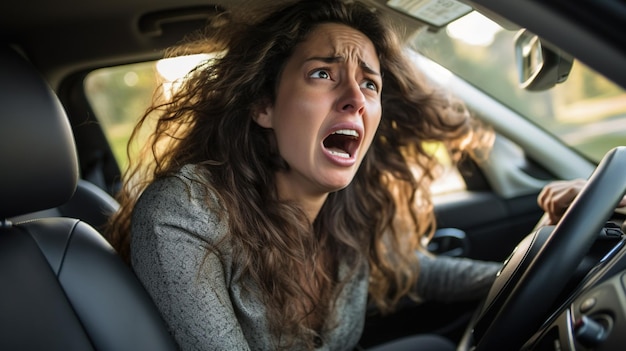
0, 0, 427, 88
1, 0, 625, 90
1, 0, 230, 87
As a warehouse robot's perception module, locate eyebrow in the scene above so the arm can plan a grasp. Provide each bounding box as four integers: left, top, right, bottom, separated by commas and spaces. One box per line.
305, 55, 381, 77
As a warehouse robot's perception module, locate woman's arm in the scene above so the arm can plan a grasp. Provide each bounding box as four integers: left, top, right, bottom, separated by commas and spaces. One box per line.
131, 175, 251, 351
415, 251, 501, 303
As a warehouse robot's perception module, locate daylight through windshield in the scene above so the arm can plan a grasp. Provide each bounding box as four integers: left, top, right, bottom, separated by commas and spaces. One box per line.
411, 11, 626, 163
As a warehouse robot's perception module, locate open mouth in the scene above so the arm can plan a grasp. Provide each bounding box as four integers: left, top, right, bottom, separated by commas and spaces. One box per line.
322, 129, 360, 159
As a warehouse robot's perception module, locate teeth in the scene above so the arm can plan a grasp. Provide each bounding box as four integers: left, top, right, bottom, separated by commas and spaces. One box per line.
328, 150, 350, 158
333, 129, 359, 138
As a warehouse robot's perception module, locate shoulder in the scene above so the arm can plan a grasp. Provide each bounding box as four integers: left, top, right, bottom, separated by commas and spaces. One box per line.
132, 164, 228, 243
141, 164, 215, 202
138, 164, 219, 213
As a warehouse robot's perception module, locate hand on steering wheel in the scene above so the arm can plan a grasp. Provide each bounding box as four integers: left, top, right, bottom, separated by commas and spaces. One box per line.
538, 178, 626, 225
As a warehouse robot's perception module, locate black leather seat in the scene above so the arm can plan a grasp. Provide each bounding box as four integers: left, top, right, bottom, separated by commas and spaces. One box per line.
11, 179, 120, 232
0, 45, 177, 351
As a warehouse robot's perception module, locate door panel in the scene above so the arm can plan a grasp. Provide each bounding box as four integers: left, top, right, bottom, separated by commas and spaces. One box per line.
434, 191, 544, 262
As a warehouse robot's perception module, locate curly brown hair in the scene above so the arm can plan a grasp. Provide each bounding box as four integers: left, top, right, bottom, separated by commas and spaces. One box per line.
106, 0, 488, 348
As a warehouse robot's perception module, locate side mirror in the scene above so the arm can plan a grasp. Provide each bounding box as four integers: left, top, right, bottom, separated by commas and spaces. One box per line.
514, 29, 574, 91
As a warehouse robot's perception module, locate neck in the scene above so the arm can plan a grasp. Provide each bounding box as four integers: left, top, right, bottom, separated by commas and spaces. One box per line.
275, 173, 329, 222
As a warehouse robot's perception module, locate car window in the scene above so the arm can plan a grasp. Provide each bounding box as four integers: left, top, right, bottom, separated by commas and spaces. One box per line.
84, 55, 210, 171
412, 11, 626, 163
84, 61, 157, 172
84, 55, 466, 195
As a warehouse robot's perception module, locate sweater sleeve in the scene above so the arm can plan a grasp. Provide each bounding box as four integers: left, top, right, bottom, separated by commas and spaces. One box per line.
130, 174, 251, 351
414, 251, 502, 303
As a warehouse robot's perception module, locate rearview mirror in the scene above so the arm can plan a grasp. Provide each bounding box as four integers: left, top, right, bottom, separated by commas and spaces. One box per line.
514, 29, 573, 91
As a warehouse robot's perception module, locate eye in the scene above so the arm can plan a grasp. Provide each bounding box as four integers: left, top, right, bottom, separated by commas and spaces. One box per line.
361, 80, 379, 92
310, 69, 331, 80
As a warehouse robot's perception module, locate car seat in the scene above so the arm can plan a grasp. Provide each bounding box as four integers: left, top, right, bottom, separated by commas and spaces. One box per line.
0, 45, 178, 351
11, 179, 120, 232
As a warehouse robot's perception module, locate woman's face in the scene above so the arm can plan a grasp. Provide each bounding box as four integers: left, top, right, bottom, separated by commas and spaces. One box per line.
255, 23, 383, 202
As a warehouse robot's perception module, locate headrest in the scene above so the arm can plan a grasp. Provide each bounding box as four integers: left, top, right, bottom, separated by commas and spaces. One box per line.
0, 45, 78, 219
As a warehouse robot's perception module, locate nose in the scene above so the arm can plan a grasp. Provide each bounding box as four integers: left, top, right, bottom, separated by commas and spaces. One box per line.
337, 79, 366, 115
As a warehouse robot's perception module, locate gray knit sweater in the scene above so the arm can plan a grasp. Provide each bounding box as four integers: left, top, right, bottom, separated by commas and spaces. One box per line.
130, 164, 501, 351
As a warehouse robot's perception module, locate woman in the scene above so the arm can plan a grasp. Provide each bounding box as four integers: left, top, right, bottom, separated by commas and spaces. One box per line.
107, 0, 496, 349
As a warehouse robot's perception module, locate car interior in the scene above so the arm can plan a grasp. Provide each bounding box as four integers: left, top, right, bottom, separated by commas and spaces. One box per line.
1, 0, 625, 350
0, 45, 177, 350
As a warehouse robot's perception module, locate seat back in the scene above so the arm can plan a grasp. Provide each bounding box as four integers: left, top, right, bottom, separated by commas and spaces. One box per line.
11, 179, 120, 232
0, 45, 177, 351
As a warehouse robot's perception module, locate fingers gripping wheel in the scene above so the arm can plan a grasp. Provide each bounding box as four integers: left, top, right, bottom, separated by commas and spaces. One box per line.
462, 147, 626, 351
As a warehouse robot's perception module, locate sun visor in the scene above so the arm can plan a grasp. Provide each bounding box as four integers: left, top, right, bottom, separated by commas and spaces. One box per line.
386, 0, 519, 30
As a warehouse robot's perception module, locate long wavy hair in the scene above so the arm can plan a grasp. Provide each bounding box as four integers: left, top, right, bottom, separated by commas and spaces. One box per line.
106, 0, 488, 348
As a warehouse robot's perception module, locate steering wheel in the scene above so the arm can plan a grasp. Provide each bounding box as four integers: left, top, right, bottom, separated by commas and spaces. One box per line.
459, 146, 626, 351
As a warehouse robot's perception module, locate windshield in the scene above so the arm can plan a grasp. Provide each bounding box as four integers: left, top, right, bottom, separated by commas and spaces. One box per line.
410, 11, 626, 163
